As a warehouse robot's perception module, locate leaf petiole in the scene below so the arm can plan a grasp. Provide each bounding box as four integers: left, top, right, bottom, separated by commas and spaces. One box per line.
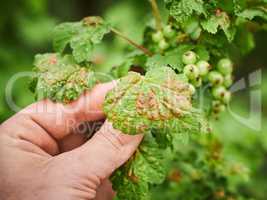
111, 27, 153, 56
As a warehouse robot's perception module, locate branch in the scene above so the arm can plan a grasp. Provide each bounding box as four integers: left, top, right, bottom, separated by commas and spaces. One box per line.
111, 28, 153, 56
149, 0, 163, 31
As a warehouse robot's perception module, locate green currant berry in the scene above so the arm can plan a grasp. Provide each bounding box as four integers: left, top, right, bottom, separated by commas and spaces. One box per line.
208, 71, 224, 85
217, 58, 233, 75
182, 51, 197, 65
163, 25, 176, 38
224, 74, 233, 88
190, 27, 202, 40
159, 39, 169, 50
212, 100, 221, 108
192, 77, 202, 87
196, 60, 211, 76
212, 102, 226, 113
188, 84, 196, 95
212, 86, 227, 99
152, 31, 164, 43
222, 91, 231, 104
183, 64, 199, 80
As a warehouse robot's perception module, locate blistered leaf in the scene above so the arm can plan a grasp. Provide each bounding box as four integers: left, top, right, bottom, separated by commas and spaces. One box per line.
32, 53, 96, 103
105, 67, 208, 137
167, 0, 206, 23
105, 68, 193, 135
107, 67, 209, 199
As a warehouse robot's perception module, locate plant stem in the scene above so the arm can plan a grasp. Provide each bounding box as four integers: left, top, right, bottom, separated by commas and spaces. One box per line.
111, 28, 153, 56
149, 0, 163, 31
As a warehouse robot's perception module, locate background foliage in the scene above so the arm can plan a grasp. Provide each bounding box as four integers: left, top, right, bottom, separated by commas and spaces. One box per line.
0, 0, 266, 199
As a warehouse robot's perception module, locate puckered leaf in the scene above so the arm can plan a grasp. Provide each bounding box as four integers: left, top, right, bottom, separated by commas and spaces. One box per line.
32, 53, 96, 103
167, 0, 206, 23
53, 16, 111, 63
106, 67, 209, 199
104, 67, 195, 135
104, 67, 208, 136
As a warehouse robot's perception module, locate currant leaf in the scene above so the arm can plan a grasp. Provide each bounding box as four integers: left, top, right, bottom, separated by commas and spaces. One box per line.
53, 16, 111, 63
32, 53, 96, 103
146, 45, 193, 71
167, 0, 206, 23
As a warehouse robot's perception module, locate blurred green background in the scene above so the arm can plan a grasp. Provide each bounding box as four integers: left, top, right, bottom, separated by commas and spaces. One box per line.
0, 0, 266, 199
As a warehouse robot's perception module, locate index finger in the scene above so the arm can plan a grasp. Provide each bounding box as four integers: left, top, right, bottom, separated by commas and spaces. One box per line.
19, 81, 116, 140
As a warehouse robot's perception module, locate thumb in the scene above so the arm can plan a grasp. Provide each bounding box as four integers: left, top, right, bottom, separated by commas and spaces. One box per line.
69, 121, 143, 180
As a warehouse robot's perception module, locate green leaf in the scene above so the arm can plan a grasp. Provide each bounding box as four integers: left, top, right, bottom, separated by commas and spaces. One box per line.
194, 45, 210, 61
201, 12, 236, 41
112, 135, 168, 200
70, 31, 93, 63
237, 7, 267, 21
111, 51, 147, 79
146, 45, 193, 71
167, 0, 206, 23
32, 53, 96, 103
111, 59, 133, 79
53, 16, 111, 63
111, 168, 150, 200
53, 22, 83, 53
132, 136, 168, 184
104, 67, 208, 136
235, 27, 255, 55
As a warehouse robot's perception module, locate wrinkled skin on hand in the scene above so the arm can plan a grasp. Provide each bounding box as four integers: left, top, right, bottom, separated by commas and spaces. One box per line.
0, 82, 143, 200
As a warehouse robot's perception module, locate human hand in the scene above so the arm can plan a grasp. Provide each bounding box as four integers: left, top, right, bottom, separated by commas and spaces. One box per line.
0, 82, 143, 200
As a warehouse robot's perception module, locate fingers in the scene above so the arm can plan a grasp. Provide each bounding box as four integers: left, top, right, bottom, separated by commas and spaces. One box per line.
18, 81, 116, 140
68, 121, 143, 180
95, 179, 115, 200
58, 120, 104, 153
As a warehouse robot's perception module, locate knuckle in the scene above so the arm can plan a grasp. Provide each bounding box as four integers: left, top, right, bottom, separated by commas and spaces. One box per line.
96, 124, 124, 152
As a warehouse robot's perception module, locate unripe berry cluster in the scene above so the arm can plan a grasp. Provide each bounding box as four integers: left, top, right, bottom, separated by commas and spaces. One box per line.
182, 51, 234, 116
182, 50, 211, 93
152, 25, 176, 51
210, 58, 233, 116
